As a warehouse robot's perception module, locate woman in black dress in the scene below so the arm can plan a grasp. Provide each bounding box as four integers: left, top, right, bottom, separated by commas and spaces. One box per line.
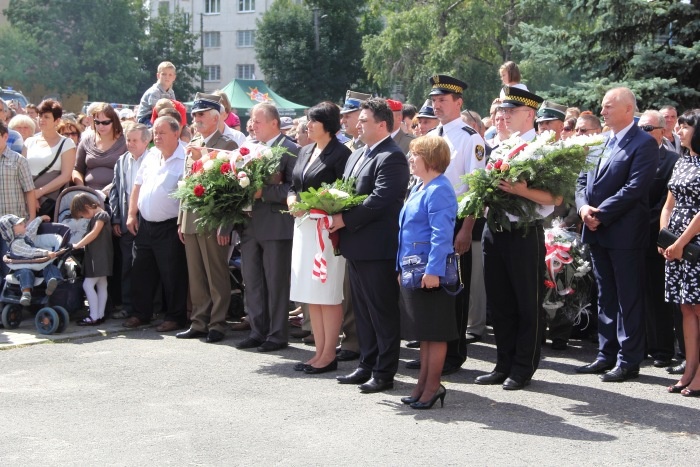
287, 102, 351, 374
659, 109, 700, 396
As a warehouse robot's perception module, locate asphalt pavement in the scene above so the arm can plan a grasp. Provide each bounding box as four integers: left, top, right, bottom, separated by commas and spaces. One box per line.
0, 317, 698, 466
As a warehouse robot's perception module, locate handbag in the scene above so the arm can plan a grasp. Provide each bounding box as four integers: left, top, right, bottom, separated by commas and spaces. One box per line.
401, 252, 463, 296
657, 227, 700, 264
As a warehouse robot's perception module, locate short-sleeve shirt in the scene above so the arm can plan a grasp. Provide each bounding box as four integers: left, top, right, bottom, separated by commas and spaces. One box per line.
135, 144, 185, 222
438, 117, 487, 196
25, 135, 76, 176
0, 146, 34, 218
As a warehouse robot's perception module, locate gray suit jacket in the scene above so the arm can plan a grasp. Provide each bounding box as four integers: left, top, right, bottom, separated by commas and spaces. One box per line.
393, 128, 415, 156
244, 134, 300, 241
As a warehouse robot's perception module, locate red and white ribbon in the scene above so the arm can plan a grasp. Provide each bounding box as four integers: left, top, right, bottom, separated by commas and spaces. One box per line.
310, 209, 332, 283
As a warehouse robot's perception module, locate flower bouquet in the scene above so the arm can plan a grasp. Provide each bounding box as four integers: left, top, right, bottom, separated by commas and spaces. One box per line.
457, 131, 603, 232
543, 219, 594, 327
173, 143, 288, 232
290, 178, 367, 257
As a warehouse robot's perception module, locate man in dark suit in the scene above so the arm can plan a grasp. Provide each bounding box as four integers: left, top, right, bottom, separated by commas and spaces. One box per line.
176, 93, 238, 344
236, 103, 299, 352
329, 98, 410, 393
638, 110, 680, 368
575, 87, 659, 382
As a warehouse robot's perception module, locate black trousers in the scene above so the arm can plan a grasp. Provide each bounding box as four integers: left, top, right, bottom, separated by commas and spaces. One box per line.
483, 223, 545, 380
131, 217, 188, 324
348, 259, 401, 379
445, 218, 472, 367
644, 245, 676, 361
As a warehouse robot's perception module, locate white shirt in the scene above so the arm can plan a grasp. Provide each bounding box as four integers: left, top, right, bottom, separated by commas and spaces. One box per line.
24, 135, 76, 176
135, 144, 185, 222
223, 124, 247, 148
439, 117, 487, 196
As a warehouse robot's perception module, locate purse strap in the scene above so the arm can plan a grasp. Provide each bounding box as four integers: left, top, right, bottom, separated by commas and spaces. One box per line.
34, 137, 67, 182
442, 253, 464, 296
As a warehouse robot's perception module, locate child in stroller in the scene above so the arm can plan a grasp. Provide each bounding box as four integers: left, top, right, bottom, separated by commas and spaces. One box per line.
0, 215, 64, 306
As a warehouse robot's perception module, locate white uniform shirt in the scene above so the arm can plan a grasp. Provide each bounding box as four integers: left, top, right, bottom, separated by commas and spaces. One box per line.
135, 144, 185, 222
439, 117, 487, 196
223, 124, 247, 148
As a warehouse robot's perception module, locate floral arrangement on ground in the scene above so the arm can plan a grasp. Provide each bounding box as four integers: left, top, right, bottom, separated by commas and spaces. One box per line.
173, 143, 290, 232
458, 130, 604, 232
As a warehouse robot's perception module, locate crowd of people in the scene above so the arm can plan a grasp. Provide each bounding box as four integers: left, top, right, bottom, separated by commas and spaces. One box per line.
1, 59, 700, 408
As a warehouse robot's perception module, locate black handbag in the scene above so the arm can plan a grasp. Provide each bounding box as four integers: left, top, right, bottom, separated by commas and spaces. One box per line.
400, 252, 463, 296
657, 228, 700, 264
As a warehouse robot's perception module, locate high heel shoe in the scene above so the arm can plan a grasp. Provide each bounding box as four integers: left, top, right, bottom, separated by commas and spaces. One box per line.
304, 359, 338, 374
667, 383, 689, 393
410, 385, 446, 410
400, 395, 420, 405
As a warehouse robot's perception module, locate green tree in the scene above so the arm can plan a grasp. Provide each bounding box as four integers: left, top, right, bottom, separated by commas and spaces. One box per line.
0, 25, 42, 86
255, 0, 370, 106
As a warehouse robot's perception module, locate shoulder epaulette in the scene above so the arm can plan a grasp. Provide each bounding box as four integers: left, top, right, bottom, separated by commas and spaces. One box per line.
461, 125, 477, 135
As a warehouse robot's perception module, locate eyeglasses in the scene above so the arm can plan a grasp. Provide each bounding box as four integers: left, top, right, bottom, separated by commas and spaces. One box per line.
62, 132, 79, 137
575, 128, 593, 134
563, 127, 573, 132
94, 119, 112, 126
640, 124, 663, 132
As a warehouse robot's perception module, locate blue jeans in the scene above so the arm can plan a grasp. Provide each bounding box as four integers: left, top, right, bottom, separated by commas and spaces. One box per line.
13, 265, 62, 291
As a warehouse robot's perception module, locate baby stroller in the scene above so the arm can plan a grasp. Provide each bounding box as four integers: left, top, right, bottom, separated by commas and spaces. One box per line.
1, 223, 72, 334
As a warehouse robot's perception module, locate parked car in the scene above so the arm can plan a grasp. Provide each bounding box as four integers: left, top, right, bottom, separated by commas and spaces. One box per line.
0, 87, 29, 108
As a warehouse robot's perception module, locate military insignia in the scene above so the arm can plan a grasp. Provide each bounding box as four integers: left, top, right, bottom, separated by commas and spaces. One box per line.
433, 74, 440, 84
475, 145, 485, 161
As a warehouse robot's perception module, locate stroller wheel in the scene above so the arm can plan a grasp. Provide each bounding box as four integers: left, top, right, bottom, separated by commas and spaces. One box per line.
35, 307, 60, 335
53, 306, 70, 333
1, 304, 23, 329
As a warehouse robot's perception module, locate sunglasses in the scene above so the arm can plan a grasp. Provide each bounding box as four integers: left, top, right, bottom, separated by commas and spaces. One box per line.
640, 124, 663, 132
563, 127, 573, 132
575, 128, 593, 134
62, 131, 79, 137
94, 119, 112, 126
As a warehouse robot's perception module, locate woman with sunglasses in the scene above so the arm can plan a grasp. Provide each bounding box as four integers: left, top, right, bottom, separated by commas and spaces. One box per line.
57, 120, 84, 147
72, 102, 126, 197
23, 99, 77, 219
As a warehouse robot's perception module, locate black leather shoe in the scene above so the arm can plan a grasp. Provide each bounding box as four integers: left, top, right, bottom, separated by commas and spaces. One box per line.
294, 362, 310, 371
176, 328, 208, 339
653, 358, 673, 368
405, 341, 420, 348
206, 330, 225, 343
304, 359, 338, 374
667, 361, 686, 374
441, 362, 461, 376
257, 340, 288, 352
475, 371, 508, 385
503, 375, 531, 390
551, 338, 568, 351
336, 368, 371, 385
576, 360, 615, 374
359, 377, 394, 393
405, 359, 421, 370
601, 366, 639, 382
336, 350, 360, 362
465, 333, 482, 344
236, 337, 263, 349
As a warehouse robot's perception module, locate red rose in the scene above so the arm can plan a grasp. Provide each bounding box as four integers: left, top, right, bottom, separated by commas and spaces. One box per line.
544, 280, 556, 289
494, 159, 503, 170
239, 147, 250, 156
486, 162, 494, 171
193, 184, 205, 197
192, 160, 203, 173
220, 162, 232, 174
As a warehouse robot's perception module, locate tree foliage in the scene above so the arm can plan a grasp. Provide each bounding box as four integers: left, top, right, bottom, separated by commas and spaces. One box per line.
255, 0, 371, 106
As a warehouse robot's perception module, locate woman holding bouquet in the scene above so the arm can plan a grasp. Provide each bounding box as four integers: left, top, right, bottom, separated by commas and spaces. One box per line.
287, 101, 351, 374
398, 135, 457, 409
660, 109, 700, 396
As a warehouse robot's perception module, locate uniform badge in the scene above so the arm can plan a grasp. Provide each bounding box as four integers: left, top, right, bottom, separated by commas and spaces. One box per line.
475, 145, 485, 161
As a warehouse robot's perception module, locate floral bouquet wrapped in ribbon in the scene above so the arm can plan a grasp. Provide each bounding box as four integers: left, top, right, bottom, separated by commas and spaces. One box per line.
543, 219, 594, 326
290, 179, 367, 263
458, 131, 604, 231
173, 143, 287, 232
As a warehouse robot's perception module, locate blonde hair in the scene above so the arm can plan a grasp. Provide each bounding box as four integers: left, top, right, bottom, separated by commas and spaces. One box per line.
409, 135, 451, 173
158, 61, 176, 73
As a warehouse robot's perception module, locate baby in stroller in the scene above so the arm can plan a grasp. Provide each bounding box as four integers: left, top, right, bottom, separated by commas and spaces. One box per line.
0, 215, 63, 306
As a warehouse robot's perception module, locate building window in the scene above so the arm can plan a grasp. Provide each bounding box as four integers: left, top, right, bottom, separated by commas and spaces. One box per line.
204, 65, 221, 82
237, 30, 255, 47
204, 0, 220, 14
204, 32, 221, 48
158, 1, 170, 15
237, 64, 255, 79
183, 12, 191, 27
238, 0, 255, 12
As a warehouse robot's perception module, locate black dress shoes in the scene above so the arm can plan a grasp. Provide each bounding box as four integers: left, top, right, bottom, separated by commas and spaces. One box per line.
293, 362, 309, 371
236, 337, 263, 349
653, 358, 673, 368
667, 361, 686, 374
406, 341, 420, 348
405, 359, 421, 370
503, 376, 531, 390
176, 328, 207, 339
359, 377, 394, 393
257, 341, 288, 352
206, 330, 225, 343
575, 360, 615, 374
304, 359, 338, 374
475, 371, 508, 385
600, 366, 639, 382
336, 368, 372, 385
336, 350, 360, 361
465, 333, 482, 344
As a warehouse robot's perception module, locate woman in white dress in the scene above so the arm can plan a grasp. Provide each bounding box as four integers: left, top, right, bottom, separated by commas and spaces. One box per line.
287, 102, 351, 374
